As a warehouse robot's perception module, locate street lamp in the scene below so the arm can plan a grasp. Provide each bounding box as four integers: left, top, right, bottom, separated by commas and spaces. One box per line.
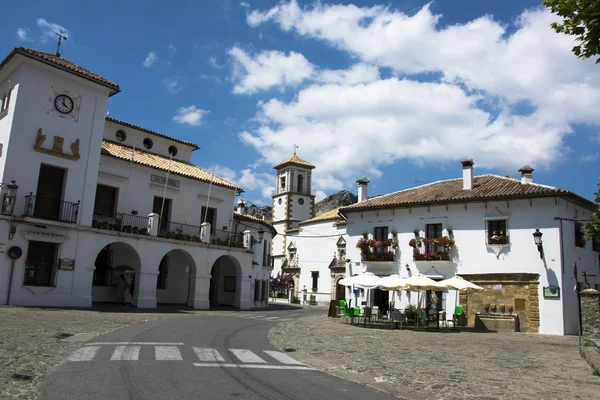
2, 181, 18, 215
251, 228, 265, 247
533, 229, 543, 259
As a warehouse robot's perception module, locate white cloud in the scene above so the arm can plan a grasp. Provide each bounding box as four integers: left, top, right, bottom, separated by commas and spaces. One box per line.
240, 1, 250, 9
224, 117, 237, 127
199, 74, 222, 84
143, 52, 158, 68
238, 169, 275, 198
36, 18, 69, 43
173, 106, 208, 126
317, 63, 380, 85
211, 165, 237, 182
228, 47, 315, 94
208, 56, 225, 69
167, 43, 177, 57
161, 76, 184, 94
237, 1, 600, 193
580, 153, 599, 163
16, 28, 31, 41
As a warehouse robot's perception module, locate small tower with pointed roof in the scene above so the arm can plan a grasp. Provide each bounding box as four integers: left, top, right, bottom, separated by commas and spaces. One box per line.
271, 152, 316, 270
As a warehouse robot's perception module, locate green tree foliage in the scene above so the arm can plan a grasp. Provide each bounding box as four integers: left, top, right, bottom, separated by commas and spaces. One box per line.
543, 0, 600, 63
585, 180, 600, 243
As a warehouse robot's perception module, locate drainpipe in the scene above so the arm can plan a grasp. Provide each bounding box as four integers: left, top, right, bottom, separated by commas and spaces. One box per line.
6, 258, 15, 305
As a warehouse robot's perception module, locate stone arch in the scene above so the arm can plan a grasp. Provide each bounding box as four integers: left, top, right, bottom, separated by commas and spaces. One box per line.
335, 276, 346, 301
209, 255, 243, 308
156, 249, 197, 306
91, 241, 141, 304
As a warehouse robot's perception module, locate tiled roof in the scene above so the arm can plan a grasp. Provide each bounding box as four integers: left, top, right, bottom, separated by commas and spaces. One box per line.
0, 47, 120, 94
340, 175, 596, 213
101, 140, 242, 191
273, 154, 315, 170
106, 117, 200, 150
299, 208, 344, 225
234, 213, 277, 236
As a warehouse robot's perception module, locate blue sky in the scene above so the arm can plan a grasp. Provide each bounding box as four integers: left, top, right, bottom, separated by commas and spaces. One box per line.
2, 0, 599, 205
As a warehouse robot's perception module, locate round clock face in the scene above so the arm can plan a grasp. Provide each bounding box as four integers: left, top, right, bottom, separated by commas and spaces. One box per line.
54, 94, 74, 114
298, 198, 304, 205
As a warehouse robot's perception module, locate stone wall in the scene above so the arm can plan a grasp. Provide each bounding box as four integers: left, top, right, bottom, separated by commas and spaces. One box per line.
580, 289, 600, 346
459, 273, 540, 333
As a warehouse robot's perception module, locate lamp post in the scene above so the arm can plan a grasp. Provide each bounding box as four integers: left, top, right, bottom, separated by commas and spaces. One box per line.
533, 229, 543, 259
2, 180, 18, 215
251, 228, 265, 247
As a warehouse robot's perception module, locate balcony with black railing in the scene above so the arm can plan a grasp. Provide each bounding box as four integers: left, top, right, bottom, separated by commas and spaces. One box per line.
24, 194, 80, 223
92, 212, 150, 235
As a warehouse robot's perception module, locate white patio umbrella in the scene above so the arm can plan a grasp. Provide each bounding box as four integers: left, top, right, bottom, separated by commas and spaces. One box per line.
404, 274, 446, 328
438, 276, 484, 323
352, 272, 382, 289
378, 274, 407, 311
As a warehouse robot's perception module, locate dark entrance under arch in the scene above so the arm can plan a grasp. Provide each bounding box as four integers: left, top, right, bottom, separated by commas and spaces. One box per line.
209, 256, 241, 308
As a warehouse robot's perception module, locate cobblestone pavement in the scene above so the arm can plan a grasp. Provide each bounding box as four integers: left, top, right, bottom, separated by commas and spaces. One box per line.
0, 305, 195, 399
268, 314, 600, 400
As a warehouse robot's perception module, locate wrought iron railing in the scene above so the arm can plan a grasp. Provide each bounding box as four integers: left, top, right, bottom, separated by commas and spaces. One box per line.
212, 228, 245, 248
24, 194, 79, 223
92, 212, 149, 235
157, 221, 202, 241
23, 261, 57, 287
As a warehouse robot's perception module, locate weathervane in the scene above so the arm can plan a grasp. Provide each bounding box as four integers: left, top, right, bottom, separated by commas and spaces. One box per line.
293, 144, 298, 156
55, 30, 68, 57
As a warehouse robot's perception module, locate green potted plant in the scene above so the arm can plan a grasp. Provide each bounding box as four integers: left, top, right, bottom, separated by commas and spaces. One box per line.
405, 304, 417, 320
413, 229, 420, 237
362, 231, 369, 238
132, 227, 140, 235
391, 230, 398, 237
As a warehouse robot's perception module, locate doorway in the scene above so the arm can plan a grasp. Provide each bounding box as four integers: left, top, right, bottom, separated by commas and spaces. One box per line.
94, 185, 118, 217
34, 164, 66, 219
373, 288, 390, 314
336, 279, 346, 301
153, 196, 171, 233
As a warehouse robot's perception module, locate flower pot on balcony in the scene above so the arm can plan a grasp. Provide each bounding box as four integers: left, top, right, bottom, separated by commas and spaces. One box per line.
139, 228, 147, 235
132, 227, 139, 235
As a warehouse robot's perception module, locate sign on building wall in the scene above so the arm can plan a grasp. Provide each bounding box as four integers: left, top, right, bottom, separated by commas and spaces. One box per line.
150, 174, 180, 188
59, 258, 75, 270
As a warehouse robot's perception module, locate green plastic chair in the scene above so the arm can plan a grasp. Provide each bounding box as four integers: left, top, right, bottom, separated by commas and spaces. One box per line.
343, 307, 352, 323
362, 307, 372, 326
339, 299, 346, 309
454, 305, 464, 328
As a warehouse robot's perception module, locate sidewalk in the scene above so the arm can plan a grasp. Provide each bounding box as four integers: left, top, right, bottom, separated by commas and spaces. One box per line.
268, 314, 600, 400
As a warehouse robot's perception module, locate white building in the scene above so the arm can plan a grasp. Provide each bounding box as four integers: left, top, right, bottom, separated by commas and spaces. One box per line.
340, 160, 599, 335
0, 47, 274, 310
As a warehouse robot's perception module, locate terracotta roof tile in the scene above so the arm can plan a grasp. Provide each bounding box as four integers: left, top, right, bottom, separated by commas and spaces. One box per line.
106, 117, 200, 150
101, 140, 242, 191
0, 47, 120, 94
299, 208, 344, 225
274, 154, 315, 170
341, 175, 595, 213
234, 213, 277, 236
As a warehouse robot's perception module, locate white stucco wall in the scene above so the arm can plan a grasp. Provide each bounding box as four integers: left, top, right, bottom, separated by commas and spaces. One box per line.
1, 59, 111, 227
343, 196, 598, 335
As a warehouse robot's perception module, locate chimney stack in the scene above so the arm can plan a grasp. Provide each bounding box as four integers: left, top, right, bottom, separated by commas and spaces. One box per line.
518, 165, 534, 184
237, 199, 246, 215
461, 159, 474, 190
356, 177, 370, 203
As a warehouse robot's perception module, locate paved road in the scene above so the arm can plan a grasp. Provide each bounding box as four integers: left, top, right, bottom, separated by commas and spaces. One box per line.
39, 307, 399, 400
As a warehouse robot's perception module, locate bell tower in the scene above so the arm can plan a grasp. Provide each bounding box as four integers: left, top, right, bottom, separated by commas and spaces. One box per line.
271, 153, 315, 270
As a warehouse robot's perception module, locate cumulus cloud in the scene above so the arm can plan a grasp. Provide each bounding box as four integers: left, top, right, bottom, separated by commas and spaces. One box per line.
16, 28, 31, 41
167, 43, 177, 57
208, 56, 225, 69
228, 47, 315, 94
210, 165, 237, 182
236, 1, 600, 195
240, 1, 250, 8
580, 153, 599, 163
143, 52, 158, 68
36, 18, 69, 43
238, 169, 275, 198
173, 106, 208, 126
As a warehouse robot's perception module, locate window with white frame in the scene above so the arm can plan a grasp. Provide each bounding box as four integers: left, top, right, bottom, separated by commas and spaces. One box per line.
486, 219, 509, 245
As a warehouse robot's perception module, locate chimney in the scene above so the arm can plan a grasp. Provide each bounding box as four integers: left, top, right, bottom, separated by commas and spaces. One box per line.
356, 177, 370, 203
236, 199, 246, 215
461, 159, 474, 190
518, 165, 534, 184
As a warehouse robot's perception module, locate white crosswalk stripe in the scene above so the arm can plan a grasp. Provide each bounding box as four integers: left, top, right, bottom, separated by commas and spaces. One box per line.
263, 350, 305, 365
155, 346, 182, 360
193, 347, 225, 362
111, 345, 140, 361
66, 344, 311, 371
230, 349, 266, 363
68, 345, 101, 361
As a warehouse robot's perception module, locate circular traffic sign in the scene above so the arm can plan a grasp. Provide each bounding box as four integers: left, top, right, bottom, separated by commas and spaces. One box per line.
8, 246, 22, 260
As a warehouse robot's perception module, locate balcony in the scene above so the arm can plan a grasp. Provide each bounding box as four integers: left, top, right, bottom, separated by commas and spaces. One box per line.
212, 228, 245, 248
92, 212, 150, 235
158, 221, 202, 241
24, 194, 79, 223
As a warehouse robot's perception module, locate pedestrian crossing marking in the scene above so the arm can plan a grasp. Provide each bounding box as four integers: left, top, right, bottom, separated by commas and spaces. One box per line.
111, 345, 140, 361
193, 363, 315, 371
263, 350, 305, 365
230, 348, 267, 363
155, 346, 182, 361
68, 345, 101, 362
262, 316, 282, 320
193, 347, 225, 362
85, 342, 183, 346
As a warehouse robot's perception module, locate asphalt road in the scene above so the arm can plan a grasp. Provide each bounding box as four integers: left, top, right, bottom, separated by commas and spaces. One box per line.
39, 307, 398, 400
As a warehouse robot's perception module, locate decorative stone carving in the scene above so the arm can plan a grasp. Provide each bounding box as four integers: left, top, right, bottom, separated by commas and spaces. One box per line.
34, 128, 80, 161
98, 170, 128, 182
21, 230, 70, 243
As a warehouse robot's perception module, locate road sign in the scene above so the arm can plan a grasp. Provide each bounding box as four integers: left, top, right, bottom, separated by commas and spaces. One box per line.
7, 246, 22, 260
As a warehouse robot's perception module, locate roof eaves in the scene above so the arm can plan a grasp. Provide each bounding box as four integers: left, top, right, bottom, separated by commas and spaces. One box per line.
106, 117, 200, 150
